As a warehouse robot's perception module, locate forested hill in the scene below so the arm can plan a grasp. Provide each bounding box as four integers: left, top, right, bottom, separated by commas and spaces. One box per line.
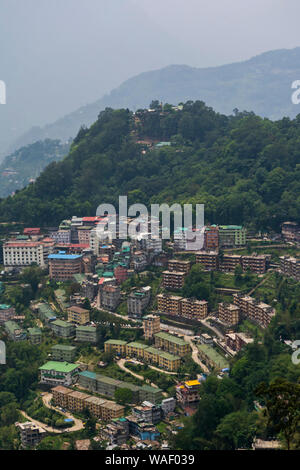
0, 101, 299, 230
0, 139, 70, 198
10, 47, 300, 152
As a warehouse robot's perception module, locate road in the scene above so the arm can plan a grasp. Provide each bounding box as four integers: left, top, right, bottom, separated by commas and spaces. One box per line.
183, 335, 210, 374
41, 392, 84, 432
19, 410, 65, 434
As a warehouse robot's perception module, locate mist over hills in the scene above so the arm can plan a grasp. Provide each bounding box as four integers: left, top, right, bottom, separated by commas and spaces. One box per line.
9, 47, 300, 153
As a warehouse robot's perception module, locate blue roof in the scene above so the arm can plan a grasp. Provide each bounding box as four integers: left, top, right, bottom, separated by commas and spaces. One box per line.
48, 254, 82, 260
79, 370, 96, 379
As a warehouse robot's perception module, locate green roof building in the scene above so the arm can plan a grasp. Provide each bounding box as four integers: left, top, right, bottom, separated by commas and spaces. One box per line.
39, 361, 80, 386
4, 321, 26, 341
50, 319, 75, 338
28, 327, 42, 344
51, 344, 77, 362
76, 325, 98, 344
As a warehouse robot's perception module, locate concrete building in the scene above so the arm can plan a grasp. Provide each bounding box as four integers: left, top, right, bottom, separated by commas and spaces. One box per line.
204, 225, 219, 251
104, 339, 127, 356
51, 344, 77, 362
241, 254, 269, 274
199, 333, 213, 345
219, 254, 242, 272
101, 285, 121, 311
48, 253, 83, 281
180, 298, 208, 320
233, 294, 276, 328
281, 221, 300, 243
0, 305, 16, 325
154, 332, 190, 357
39, 361, 80, 386
125, 342, 149, 359
127, 286, 151, 318
143, 314, 161, 340
168, 259, 191, 274
27, 327, 42, 344
76, 325, 98, 343
16, 421, 46, 448
49, 319, 75, 338
196, 251, 219, 270
157, 293, 183, 316
218, 225, 246, 247
67, 305, 90, 325
279, 255, 300, 281
218, 303, 240, 325
162, 270, 186, 290
225, 332, 254, 352
3, 241, 45, 268
4, 320, 26, 341
176, 379, 201, 405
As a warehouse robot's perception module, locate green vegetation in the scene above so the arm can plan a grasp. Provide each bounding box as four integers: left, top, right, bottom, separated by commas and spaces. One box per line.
0, 103, 299, 233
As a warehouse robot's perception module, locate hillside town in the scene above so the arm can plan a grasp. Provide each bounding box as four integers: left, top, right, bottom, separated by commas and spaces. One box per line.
0, 214, 299, 450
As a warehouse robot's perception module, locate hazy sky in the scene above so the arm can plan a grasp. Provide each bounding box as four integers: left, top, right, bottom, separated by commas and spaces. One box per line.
1, 0, 300, 153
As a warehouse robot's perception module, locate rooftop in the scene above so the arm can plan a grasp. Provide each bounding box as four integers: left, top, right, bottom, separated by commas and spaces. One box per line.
39, 361, 79, 373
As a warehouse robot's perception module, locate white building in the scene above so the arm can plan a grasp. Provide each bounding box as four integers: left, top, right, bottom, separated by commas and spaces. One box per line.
3, 241, 45, 268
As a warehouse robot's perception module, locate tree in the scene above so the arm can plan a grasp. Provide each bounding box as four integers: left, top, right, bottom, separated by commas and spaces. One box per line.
114, 388, 133, 405
256, 379, 300, 450
216, 410, 258, 449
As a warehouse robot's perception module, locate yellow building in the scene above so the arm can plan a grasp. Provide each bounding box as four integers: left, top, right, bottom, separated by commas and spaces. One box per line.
67, 306, 90, 325
125, 342, 148, 359
154, 332, 190, 357
67, 391, 90, 412
158, 351, 181, 371
143, 314, 160, 340
104, 339, 127, 356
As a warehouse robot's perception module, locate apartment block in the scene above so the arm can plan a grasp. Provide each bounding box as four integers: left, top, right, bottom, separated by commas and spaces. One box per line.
279, 255, 300, 281
49, 319, 75, 338
39, 361, 80, 386
219, 254, 242, 272
16, 422, 46, 448
233, 294, 276, 328
48, 253, 83, 281
67, 305, 90, 325
196, 251, 219, 270
157, 293, 183, 316
204, 226, 219, 251
104, 339, 127, 356
180, 298, 208, 320
162, 270, 186, 290
154, 332, 190, 357
281, 221, 300, 243
168, 259, 191, 274
3, 241, 45, 267
127, 286, 151, 318
101, 285, 121, 310
0, 305, 16, 325
76, 325, 98, 343
218, 303, 240, 325
218, 225, 246, 247
51, 344, 77, 362
125, 342, 149, 359
176, 379, 201, 405
27, 327, 42, 344
225, 332, 254, 352
241, 254, 269, 274
143, 314, 161, 340
4, 320, 26, 341
67, 391, 91, 412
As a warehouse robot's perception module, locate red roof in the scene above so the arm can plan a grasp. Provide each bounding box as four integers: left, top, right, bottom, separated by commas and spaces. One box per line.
5, 242, 41, 247
24, 228, 40, 234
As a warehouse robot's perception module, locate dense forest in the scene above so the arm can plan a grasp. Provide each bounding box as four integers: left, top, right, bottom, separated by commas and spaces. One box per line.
0, 139, 70, 198
0, 101, 299, 231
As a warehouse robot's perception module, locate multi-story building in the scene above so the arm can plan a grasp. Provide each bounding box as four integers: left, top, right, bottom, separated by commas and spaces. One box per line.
131, 251, 147, 272
104, 339, 127, 356
48, 253, 83, 281
218, 225, 246, 247
133, 401, 162, 425
3, 241, 45, 268
219, 254, 242, 272
127, 286, 151, 318
76, 325, 98, 343
143, 314, 161, 340
281, 221, 300, 243
279, 255, 300, 281
51, 385, 72, 408
157, 293, 183, 316
168, 259, 191, 274
101, 285, 121, 310
67, 305, 90, 325
225, 332, 254, 352
162, 270, 186, 290
199, 333, 214, 345
233, 294, 276, 328
67, 391, 91, 412
241, 254, 269, 274
218, 302, 240, 325
77, 226, 92, 245
16, 422, 46, 448
49, 319, 75, 338
38, 302, 57, 324
51, 344, 77, 362
176, 379, 201, 405
125, 342, 149, 359
114, 265, 128, 284
154, 332, 190, 357
49, 229, 71, 244
204, 225, 219, 251
196, 251, 219, 270
180, 298, 208, 320
0, 305, 16, 325
4, 320, 26, 341
39, 361, 80, 386
27, 327, 42, 344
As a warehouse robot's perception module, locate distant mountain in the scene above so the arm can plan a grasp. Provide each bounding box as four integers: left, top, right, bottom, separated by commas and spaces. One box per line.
9, 47, 300, 152
0, 139, 70, 198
